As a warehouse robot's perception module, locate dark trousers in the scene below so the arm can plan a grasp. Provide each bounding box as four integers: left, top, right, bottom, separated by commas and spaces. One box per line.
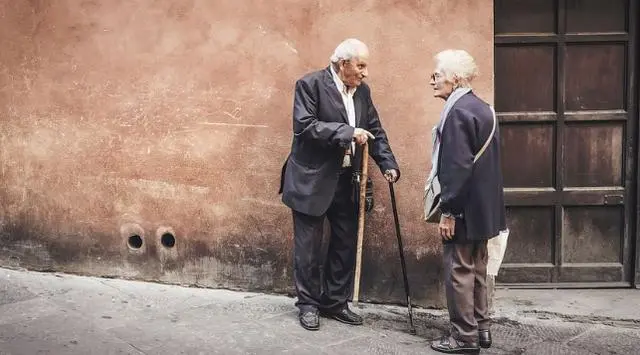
292, 170, 356, 312
443, 241, 491, 343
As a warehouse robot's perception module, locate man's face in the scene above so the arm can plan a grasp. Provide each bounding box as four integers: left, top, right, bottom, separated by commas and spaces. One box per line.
339, 55, 369, 88
429, 68, 454, 100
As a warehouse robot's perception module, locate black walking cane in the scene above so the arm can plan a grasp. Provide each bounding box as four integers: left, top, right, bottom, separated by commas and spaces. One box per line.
388, 182, 416, 334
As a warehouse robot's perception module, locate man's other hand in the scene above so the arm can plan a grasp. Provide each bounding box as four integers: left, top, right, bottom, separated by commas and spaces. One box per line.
384, 169, 399, 183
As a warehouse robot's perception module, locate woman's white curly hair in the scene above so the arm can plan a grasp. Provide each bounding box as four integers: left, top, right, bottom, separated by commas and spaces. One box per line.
435, 49, 478, 88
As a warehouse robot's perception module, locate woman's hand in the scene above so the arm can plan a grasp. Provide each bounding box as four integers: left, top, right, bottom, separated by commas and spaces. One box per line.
439, 214, 456, 240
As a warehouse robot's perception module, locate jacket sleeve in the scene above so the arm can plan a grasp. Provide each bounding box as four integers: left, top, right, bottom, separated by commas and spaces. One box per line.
293, 79, 354, 148
438, 107, 475, 215
365, 93, 401, 179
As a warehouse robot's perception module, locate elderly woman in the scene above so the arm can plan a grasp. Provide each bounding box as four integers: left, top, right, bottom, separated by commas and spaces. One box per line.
426, 50, 506, 354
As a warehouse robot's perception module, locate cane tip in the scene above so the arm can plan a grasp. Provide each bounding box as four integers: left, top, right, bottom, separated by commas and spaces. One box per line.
409, 328, 417, 335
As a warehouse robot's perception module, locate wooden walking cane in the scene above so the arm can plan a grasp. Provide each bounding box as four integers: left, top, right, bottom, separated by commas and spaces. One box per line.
352, 141, 369, 307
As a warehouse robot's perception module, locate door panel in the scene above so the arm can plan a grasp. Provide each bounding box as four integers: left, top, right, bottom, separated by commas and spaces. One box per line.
564, 44, 626, 111
563, 122, 624, 187
565, 0, 627, 33
501, 124, 555, 188
503, 207, 555, 265
562, 206, 623, 264
495, 0, 556, 34
495, 45, 557, 112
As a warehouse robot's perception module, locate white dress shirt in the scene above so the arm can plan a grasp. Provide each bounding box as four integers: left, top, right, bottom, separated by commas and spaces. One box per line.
330, 65, 357, 166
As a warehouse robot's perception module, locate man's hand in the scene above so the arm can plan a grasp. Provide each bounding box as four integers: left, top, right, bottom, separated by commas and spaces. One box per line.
439, 214, 456, 240
384, 169, 399, 183
353, 128, 375, 145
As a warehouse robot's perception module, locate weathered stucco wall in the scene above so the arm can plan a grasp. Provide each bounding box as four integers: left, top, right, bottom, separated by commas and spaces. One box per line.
0, 0, 493, 306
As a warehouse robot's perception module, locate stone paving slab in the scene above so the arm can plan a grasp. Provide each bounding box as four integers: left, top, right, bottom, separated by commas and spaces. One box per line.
567, 325, 640, 355
0, 297, 61, 327
522, 342, 599, 355
0, 277, 37, 306
494, 288, 640, 323
0, 313, 142, 355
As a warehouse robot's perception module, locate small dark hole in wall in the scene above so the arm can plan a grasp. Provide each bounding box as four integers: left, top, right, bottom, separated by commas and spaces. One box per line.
161, 233, 176, 248
128, 235, 143, 249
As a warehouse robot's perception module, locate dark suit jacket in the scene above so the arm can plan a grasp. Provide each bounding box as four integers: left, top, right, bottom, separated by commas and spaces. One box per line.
438, 92, 506, 242
279, 67, 400, 217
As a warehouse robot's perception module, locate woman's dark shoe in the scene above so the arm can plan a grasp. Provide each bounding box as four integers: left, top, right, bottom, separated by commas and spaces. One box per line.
320, 306, 363, 325
430, 336, 480, 354
299, 310, 319, 331
478, 329, 492, 348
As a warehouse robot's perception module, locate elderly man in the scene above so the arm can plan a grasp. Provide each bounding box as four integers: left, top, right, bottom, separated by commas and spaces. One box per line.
279, 38, 400, 331
427, 49, 507, 353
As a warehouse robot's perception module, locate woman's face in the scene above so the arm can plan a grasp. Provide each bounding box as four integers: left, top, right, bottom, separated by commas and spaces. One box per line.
430, 69, 454, 100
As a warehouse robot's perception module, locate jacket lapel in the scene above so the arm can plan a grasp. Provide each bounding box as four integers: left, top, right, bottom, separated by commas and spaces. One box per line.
354, 92, 363, 128
322, 67, 348, 123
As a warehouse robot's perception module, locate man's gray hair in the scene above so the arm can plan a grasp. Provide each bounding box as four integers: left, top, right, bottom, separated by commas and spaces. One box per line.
435, 49, 478, 88
330, 38, 369, 63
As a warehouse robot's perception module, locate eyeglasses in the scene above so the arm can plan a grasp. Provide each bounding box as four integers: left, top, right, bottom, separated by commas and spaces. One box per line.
430, 72, 444, 81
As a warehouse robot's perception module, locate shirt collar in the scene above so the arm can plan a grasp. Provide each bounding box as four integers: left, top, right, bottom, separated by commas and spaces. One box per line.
330, 64, 356, 95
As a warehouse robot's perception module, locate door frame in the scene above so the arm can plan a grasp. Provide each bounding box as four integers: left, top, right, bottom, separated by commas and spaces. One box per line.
633, 0, 640, 289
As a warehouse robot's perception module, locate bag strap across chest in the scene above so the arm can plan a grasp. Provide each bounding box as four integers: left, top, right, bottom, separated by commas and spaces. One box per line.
473, 106, 497, 163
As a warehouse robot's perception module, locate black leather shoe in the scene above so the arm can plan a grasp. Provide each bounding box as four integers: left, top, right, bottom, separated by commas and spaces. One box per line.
430, 336, 480, 354
321, 306, 363, 325
478, 329, 492, 348
298, 310, 319, 331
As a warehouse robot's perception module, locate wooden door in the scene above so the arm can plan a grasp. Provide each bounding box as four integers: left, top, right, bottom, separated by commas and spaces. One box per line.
494, 0, 638, 286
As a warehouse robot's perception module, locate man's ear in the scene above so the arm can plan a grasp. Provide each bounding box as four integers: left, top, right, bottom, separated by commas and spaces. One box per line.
341, 59, 353, 70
